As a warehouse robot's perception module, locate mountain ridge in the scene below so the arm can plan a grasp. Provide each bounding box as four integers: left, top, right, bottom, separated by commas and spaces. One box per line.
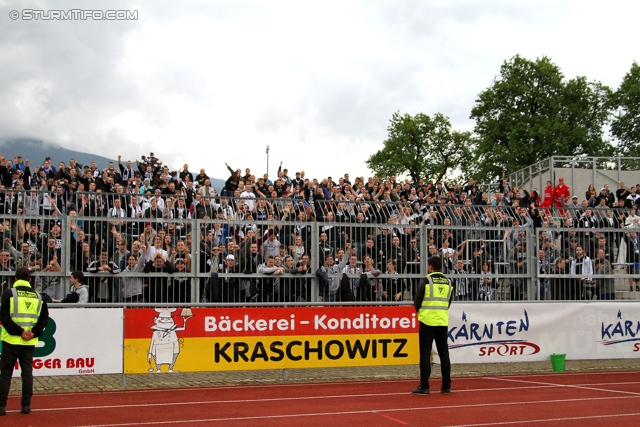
0, 138, 225, 192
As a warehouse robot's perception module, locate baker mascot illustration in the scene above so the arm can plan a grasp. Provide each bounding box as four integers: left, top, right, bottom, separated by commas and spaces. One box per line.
147, 308, 193, 373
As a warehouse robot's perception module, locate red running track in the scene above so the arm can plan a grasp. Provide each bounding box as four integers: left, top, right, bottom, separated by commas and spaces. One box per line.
2, 371, 640, 426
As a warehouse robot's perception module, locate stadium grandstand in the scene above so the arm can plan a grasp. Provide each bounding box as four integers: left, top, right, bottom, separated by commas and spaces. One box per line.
0, 152, 639, 304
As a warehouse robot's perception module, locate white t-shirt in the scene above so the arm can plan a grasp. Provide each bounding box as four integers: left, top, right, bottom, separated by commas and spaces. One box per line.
240, 191, 256, 211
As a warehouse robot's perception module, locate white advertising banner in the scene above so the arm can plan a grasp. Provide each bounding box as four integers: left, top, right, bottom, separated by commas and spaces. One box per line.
447, 302, 640, 363
1, 308, 124, 377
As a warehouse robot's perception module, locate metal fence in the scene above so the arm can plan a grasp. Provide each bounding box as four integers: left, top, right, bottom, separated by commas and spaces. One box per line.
508, 155, 640, 194
0, 191, 638, 304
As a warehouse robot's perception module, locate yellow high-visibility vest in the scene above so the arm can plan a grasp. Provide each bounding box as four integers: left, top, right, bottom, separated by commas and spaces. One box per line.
418, 272, 453, 326
1, 280, 42, 346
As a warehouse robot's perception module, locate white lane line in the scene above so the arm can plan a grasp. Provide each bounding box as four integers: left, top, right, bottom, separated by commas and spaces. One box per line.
26, 380, 640, 412
33, 370, 640, 398
63, 395, 640, 426
444, 412, 640, 427
497, 370, 640, 379
485, 376, 640, 396
28, 385, 627, 411
32, 377, 640, 400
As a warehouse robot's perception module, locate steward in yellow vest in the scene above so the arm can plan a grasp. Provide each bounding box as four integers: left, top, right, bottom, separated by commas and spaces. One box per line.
0, 267, 50, 416
411, 256, 453, 396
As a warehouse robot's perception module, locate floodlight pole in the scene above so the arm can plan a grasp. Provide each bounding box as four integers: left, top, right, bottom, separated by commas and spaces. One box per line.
265, 144, 270, 178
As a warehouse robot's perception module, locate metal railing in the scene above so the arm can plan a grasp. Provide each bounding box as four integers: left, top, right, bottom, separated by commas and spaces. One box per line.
509, 155, 640, 194
1, 191, 638, 304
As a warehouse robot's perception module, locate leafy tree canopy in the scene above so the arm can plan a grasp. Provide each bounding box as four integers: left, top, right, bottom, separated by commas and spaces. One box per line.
365, 112, 474, 184
470, 55, 613, 182
610, 61, 640, 157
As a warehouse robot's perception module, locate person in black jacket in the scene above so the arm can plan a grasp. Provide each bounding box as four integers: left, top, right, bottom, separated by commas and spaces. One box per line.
143, 253, 176, 303
411, 256, 453, 396
0, 267, 49, 415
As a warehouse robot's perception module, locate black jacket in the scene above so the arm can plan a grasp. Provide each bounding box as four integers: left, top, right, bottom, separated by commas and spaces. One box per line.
0, 282, 49, 339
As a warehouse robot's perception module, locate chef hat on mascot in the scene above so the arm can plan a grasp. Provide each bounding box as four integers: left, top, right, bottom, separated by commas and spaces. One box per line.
155, 308, 177, 319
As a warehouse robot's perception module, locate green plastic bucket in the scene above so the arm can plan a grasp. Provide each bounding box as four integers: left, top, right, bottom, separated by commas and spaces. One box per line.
550, 354, 566, 372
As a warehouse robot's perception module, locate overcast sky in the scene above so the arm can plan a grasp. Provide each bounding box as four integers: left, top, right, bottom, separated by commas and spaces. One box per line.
1, 0, 638, 182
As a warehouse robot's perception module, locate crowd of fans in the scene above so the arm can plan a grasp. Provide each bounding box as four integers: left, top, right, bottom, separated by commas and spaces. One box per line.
0, 152, 639, 305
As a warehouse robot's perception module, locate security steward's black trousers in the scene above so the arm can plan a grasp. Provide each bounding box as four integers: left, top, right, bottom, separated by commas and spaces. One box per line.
419, 322, 451, 390
0, 341, 35, 408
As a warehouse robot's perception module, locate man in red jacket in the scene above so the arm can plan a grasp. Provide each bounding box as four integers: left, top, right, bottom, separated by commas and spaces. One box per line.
539, 180, 554, 212
554, 177, 571, 215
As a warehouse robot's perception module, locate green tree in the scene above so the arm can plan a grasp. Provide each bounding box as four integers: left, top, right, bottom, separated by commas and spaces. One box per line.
366, 112, 474, 184
470, 55, 613, 182
610, 62, 640, 157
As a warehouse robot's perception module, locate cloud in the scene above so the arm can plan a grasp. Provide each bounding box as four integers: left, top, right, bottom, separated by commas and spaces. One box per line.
1, 0, 639, 182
